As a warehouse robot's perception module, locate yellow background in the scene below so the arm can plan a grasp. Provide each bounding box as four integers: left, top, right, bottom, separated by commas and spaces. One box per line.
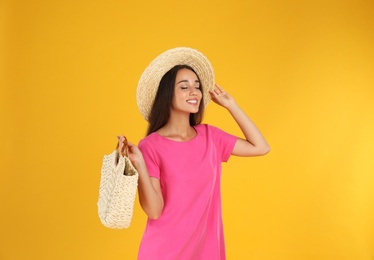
1, 0, 374, 259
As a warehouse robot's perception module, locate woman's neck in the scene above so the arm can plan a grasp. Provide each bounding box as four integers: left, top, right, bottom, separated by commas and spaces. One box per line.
157, 113, 196, 142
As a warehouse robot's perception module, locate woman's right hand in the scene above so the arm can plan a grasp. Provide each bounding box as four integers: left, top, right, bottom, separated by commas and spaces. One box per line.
116, 135, 145, 168
127, 141, 145, 167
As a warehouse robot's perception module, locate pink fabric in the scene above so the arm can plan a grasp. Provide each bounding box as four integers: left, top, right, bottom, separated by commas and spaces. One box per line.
137, 124, 237, 260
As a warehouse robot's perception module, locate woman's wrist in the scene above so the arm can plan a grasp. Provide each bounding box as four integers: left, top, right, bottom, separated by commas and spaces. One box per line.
225, 99, 238, 112
132, 158, 146, 172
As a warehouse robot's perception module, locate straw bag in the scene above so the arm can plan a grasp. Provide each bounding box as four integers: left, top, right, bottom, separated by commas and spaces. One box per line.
98, 137, 139, 229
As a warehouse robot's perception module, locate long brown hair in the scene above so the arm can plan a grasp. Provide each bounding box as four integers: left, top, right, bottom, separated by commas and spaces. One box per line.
146, 65, 205, 136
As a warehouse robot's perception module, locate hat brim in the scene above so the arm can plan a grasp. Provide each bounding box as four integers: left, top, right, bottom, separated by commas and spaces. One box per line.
136, 47, 215, 122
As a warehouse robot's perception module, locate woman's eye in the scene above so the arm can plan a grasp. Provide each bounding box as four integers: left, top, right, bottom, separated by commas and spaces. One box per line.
180, 85, 200, 90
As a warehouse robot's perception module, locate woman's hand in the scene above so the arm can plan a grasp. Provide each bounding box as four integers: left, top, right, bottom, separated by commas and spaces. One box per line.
127, 141, 145, 167
116, 135, 145, 167
209, 84, 236, 109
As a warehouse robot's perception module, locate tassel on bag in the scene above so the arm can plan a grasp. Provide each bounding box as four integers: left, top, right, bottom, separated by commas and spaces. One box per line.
98, 136, 139, 229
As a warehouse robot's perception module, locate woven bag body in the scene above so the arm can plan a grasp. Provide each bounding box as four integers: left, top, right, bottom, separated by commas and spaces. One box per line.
98, 150, 139, 229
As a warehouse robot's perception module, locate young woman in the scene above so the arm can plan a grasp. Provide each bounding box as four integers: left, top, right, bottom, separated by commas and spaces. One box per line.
117, 47, 270, 259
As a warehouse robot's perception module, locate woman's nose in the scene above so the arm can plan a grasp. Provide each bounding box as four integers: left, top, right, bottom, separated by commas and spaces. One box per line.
190, 88, 197, 95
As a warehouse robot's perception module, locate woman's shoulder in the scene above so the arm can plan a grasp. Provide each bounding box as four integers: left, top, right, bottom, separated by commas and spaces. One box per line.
195, 124, 235, 141
138, 132, 159, 148
195, 124, 221, 133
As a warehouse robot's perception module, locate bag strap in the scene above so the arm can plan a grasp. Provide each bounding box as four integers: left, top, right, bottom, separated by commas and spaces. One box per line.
116, 136, 129, 158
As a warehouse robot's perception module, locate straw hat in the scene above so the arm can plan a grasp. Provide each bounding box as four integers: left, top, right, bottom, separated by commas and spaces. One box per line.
136, 47, 215, 122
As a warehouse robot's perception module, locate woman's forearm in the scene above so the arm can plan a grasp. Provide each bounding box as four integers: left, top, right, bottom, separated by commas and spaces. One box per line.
209, 84, 270, 156
227, 101, 270, 155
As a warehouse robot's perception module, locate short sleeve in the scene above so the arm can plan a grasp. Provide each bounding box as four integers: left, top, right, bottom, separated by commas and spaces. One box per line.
208, 125, 238, 162
138, 139, 161, 179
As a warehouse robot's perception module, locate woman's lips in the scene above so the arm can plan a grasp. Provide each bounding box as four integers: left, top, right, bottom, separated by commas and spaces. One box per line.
186, 99, 198, 105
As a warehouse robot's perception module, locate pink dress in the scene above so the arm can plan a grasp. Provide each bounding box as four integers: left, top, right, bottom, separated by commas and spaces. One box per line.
137, 124, 237, 260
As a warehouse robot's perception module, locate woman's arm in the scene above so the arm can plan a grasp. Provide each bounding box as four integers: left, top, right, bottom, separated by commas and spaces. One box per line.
210, 84, 270, 157
118, 136, 164, 219
131, 156, 164, 220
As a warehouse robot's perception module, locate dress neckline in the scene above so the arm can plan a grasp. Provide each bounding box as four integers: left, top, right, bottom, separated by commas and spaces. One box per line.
154, 126, 199, 143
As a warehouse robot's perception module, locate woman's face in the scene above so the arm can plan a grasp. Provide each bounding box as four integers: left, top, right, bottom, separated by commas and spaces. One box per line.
171, 68, 202, 116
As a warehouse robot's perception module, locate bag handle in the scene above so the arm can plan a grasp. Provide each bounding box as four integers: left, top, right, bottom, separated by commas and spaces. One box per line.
116, 136, 129, 158
116, 136, 136, 176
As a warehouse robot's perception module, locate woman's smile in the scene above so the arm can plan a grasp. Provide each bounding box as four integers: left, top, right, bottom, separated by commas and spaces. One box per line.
186, 99, 199, 105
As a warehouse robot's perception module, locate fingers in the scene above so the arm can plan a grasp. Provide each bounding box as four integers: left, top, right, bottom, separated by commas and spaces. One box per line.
127, 141, 136, 147
117, 134, 125, 142
210, 84, 225, 98
214, 84, 225, 94
127, 142, 136, 155
116, 136, 136, 149
215, 84, 223, 91
116, 135, 127, 156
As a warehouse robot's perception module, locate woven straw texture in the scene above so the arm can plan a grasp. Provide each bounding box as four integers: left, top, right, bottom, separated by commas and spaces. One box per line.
98, 150, 138, 229
137, 47, 215, 121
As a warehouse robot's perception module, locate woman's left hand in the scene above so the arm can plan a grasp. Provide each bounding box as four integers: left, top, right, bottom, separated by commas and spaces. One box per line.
209, 84, 235, 108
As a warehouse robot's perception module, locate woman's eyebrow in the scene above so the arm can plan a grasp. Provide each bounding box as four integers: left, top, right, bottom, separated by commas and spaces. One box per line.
176, 79, 200, 84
